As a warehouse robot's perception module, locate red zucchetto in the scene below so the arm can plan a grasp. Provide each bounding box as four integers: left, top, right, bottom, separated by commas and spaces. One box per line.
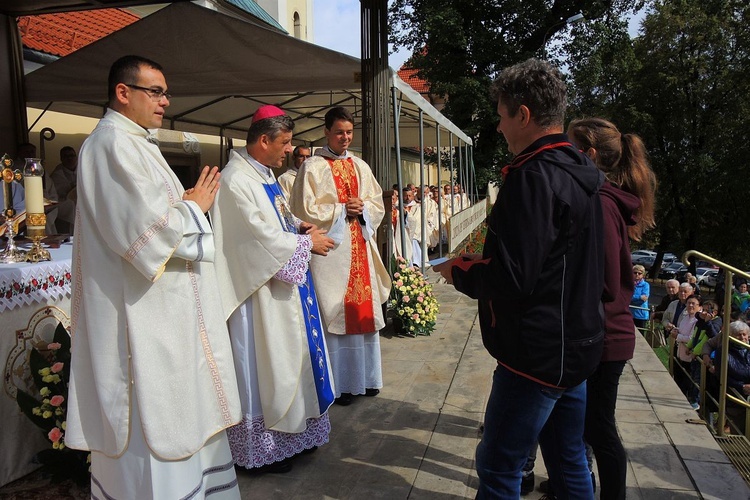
252, 105, 286, 123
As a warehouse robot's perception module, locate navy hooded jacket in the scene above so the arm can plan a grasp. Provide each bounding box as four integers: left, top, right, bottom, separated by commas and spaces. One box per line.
451, 133, 606, 388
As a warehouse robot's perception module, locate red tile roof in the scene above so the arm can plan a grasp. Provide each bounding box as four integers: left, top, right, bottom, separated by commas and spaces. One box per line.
18, 9, 140, 58
398, 66, 430, 94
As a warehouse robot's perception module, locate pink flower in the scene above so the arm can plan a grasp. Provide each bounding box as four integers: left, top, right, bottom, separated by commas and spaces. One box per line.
47, 342, 61, 350
393, 272, 400, 279
402, 296, 410, 303
50, 395, 65, 407
396, 280, 403, 287
412, 314, 420, 321
48, 427, 62, 443
50, 362, 64, 373
417, 296, 424, 303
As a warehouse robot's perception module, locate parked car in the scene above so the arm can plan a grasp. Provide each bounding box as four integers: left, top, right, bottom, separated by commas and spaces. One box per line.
631, 250, 656, 261
632, 255, 656, 269
662, 253, 679, 264
659, 262, 688, 280
699, 269, 719, 289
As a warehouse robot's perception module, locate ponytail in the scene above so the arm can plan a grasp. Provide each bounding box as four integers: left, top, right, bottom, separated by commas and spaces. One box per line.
618, 134, 657, 241
568, 118, 657, 241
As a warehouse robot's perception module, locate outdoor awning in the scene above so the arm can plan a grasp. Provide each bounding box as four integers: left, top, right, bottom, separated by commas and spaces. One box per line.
23, 1, 472, 148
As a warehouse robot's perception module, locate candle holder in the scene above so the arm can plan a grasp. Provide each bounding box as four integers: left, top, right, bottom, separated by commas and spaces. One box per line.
23, 158, 51, 263
1, 154, 27, 263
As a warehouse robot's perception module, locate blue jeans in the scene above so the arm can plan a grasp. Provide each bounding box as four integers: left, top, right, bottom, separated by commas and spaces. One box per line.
476, 365, 594, 500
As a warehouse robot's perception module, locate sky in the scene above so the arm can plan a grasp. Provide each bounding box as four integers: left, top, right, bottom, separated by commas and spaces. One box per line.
313, 2, 647, 70
313, 1, 411, 70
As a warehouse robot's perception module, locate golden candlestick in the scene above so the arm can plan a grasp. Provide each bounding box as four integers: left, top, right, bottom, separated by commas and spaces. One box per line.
1, 154, 27, 263
23, 158, 50, 262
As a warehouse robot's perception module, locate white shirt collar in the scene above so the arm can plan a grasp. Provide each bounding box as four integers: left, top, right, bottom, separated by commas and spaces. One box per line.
318, 145, 351, 160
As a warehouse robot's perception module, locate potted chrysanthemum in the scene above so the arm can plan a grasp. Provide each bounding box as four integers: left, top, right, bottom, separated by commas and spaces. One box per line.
389, 256, 439, 336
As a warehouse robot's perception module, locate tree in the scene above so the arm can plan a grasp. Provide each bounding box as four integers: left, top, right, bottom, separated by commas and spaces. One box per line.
388, 0, 643, 188
565, 0, 750, 267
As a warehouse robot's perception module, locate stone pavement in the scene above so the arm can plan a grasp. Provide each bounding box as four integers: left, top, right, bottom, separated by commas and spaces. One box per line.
2, 271, 749, 499
235, 270, 750, 499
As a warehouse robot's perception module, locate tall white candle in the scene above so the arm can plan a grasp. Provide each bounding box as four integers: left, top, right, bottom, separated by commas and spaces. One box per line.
24, 175, 44, 216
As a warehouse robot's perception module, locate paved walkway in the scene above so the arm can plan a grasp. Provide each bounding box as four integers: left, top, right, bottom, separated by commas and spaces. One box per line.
3, 271, 750, 499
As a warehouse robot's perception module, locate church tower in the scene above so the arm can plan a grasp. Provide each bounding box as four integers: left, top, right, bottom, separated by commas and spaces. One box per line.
255, 0, 313, 41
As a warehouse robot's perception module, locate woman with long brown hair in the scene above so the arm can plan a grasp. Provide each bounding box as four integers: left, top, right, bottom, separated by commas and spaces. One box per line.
567, 117, 657, 500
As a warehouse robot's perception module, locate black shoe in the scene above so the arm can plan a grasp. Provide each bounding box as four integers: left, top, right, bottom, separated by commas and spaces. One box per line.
364, 388, 380, 397
247, 458, 293, 474
520, 471, 534, 495
335, 393, 354, 405
591, 472, 596, 493
538, 479, 552, 495
301, 446, 318, 455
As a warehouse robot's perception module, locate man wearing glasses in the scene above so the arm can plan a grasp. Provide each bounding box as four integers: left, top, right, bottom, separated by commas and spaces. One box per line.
278, 145, 311, 199
66, 55, 241, 499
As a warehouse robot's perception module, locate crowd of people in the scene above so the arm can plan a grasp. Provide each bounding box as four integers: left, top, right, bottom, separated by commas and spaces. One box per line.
36, 53, 706, 500
389, 181, 471, 267
654, 272, 750, 429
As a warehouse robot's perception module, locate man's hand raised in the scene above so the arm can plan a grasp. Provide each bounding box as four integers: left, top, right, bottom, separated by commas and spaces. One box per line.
183, 166, 220, 213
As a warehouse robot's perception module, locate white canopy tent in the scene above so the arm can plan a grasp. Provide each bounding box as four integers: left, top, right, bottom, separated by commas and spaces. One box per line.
24, 1, 472, 150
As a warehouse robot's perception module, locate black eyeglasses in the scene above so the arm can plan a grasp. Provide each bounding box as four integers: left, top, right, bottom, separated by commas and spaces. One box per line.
125, 84, 171, 101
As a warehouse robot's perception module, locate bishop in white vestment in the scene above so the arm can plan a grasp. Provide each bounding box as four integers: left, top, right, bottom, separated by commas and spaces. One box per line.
66, 56, 241, 499
211, 106, 336, 471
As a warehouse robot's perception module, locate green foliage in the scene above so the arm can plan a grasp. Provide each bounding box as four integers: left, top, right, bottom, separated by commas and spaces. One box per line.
566, 0, 750, 266
389, 0, 643, 187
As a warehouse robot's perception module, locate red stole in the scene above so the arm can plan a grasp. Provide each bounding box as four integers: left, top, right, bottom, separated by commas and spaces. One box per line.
327, 157, 376, 334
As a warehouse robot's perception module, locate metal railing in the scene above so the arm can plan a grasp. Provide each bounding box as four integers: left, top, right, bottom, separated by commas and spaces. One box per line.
683, 250, 750, 438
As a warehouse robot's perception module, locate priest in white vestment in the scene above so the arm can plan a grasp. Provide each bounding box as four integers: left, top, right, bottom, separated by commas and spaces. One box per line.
390, 190, 413, 265
402, 188, 423, 268
420, 185, 441, 250
211, 105, 336, 472
290, 106, 391, 406
277, 145, 311, 199
66, 55, 241, 499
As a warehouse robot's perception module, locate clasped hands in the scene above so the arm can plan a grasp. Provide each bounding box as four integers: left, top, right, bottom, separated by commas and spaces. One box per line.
345, 197, 364, 219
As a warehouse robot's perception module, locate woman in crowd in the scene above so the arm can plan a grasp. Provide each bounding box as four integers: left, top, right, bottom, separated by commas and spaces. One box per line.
670, 295, 702, 407
732, 282, 750, 313
714, 321, 750, 434
567, 118, 657, 500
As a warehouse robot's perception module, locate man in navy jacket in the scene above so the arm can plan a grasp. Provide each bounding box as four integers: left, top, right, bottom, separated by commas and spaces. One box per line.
436, 58, 605, 499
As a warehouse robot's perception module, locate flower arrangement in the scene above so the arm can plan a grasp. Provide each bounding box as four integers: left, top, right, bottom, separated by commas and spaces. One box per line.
389, 256, 439, 335
16, 322, 90, 485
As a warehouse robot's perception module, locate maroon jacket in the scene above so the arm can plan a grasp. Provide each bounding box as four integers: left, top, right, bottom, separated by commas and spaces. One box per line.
600, 181, 641, 362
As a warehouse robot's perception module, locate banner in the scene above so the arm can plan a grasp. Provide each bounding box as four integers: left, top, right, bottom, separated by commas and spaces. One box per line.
449, 199, 487, 253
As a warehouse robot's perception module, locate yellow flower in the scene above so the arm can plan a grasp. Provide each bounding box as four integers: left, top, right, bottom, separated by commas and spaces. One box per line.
42, 410, 53, 419
40, 387, 51, 397
62, 421, 67, 430
32, 407, 41, 416
39, 367, 51, 376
